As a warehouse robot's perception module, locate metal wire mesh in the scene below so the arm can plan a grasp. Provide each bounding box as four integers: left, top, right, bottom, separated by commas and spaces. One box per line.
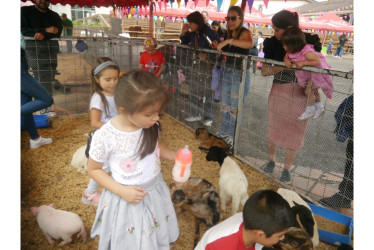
21, 37, 353, 210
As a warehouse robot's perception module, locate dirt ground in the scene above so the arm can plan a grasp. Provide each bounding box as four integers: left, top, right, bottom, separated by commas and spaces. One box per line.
21, 113, 349, 249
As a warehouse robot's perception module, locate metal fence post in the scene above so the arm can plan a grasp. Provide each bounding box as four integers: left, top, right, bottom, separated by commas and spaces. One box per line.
233, 56, 248, 155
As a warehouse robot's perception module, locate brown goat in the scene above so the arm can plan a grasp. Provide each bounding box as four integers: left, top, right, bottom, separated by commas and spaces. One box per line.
195, 128, 228, 151
262, 227, 314, 250
279, 227, 314, 250
170, 177, 220, 248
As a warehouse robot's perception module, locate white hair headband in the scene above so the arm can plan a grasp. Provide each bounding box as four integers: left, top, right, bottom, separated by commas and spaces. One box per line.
93, 61, 118, 76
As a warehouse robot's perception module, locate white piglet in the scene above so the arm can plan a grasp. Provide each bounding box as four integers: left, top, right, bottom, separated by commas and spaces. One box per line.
206, 146, 249, 215
71, 130, 95, 173
31, 203, 87, 247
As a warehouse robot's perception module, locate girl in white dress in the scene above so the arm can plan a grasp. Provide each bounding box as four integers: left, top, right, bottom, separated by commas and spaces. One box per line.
82, 57, 120, 206
88, 69, 179, 249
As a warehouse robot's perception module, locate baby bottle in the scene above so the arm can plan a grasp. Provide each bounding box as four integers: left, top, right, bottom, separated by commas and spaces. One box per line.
172, 145, 193, 183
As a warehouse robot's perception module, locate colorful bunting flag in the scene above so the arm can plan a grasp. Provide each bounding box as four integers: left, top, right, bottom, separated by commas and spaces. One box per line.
263, 0, 269, 8
217, 0, 223, 12
247, 0, 254, 13
230, 0, 238, 7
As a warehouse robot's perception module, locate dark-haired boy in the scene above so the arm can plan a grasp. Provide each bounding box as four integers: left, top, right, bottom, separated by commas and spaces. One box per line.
195, 189, 294, 250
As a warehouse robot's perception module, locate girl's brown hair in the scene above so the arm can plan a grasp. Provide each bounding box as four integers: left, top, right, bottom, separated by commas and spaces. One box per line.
226, 6, 245, 39
114, 69, 170, 159
90, 57, 120, 118
280, 27, 306, 53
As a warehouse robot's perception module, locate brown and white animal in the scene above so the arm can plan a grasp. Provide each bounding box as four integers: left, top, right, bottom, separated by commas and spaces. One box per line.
279, 227, 314, 250
206, 146, 249, 215
170, 177, 220, 247
277, 188, 319, 247
31, 203, 87, 247
71, 130, 95, 173
262, 227, 314, 250
195, 128, 228, 151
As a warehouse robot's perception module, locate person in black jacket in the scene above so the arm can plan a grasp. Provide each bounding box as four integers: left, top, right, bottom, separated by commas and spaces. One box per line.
261, 10, 322, 183
21, 0, 62, 100
320, 95, 353, 210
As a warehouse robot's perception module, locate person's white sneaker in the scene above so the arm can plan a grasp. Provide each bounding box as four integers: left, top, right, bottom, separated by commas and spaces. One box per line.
203, 120, 213, 127
313, 108, 325, 119
298, 108, 316, 120
46, 111, 57, 117
30, 137, 53, 149
185, 114, 202, 122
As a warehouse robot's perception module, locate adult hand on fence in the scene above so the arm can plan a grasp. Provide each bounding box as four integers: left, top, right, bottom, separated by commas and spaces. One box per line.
45, 26, 59, 34
216, 39, 229, 52
34, 32, 45, 40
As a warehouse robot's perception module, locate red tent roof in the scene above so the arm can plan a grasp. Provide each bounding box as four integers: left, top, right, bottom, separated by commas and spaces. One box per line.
309, 12, 353, 33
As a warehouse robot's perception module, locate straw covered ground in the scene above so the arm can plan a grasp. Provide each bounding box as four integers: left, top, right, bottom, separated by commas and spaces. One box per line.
21, 113, 347, 249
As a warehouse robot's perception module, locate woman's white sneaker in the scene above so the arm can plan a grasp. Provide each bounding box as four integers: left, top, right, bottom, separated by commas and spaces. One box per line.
30, 137, 52, 149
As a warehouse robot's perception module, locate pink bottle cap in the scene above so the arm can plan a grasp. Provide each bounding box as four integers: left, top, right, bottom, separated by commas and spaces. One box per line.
176, 145, 192, 163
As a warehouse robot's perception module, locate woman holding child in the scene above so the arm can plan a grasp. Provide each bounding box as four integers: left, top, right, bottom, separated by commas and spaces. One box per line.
261, 10, 322, 183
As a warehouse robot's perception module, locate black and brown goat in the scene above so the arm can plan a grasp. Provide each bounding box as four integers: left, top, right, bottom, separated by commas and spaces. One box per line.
195, 128, 229, 151
261, 227, 314, 250
277, 188, 319, 248
170, 177, 220, 247
279, 227, 314, 250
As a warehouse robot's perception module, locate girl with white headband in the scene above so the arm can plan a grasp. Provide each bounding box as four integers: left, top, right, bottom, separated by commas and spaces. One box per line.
82, 57, 120, 206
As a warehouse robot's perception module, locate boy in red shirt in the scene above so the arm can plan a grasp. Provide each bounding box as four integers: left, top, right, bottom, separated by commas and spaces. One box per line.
139, 37, 166, 79
195, 189, 294, 250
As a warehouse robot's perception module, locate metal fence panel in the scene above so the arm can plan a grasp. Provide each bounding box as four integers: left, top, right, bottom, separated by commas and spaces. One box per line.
21, 37, 353, 210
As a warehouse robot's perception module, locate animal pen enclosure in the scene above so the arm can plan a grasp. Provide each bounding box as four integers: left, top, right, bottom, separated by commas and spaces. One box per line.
21, 37, 353, 249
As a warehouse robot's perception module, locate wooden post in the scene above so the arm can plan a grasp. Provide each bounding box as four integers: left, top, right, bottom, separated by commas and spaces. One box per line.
149, 0, 153, 37
321, 31, 328, 47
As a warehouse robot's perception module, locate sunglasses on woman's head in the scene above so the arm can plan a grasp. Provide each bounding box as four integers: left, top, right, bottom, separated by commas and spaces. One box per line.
225, 16, 240, 21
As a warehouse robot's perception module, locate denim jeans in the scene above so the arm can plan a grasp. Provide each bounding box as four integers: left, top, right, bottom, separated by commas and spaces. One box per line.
21, 49, 54, 139
188, 60, 214, 121
334, 46, 344, 57
220, 67, 250, 138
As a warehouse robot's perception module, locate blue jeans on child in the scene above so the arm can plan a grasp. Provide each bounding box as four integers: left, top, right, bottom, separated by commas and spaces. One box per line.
21, 49, 54, 139
220, 67, 250, 138
334, 46, 344, 57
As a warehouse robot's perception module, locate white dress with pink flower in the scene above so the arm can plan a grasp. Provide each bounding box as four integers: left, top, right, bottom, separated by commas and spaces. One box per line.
286, 44, 334, 99
89, 121, 179, 250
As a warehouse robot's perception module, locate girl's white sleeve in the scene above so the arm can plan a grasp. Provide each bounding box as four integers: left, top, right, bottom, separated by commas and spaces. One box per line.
89, 129, 108, 163
90, 92, 104, 112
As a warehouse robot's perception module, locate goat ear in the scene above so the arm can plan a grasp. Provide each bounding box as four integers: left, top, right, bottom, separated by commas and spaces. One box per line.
296, 214, 305, 230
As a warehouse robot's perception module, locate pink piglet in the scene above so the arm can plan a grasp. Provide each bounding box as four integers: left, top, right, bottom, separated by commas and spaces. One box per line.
31, 203, 87, 247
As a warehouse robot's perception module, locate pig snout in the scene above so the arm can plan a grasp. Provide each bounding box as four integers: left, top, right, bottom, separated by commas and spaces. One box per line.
33, 205, 86, 246
31, 207, 39, 216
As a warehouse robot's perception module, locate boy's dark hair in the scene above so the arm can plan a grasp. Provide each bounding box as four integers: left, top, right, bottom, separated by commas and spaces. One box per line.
187, 11, 206, 34
243, 189, 294, 237
280, 27, 306, 53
